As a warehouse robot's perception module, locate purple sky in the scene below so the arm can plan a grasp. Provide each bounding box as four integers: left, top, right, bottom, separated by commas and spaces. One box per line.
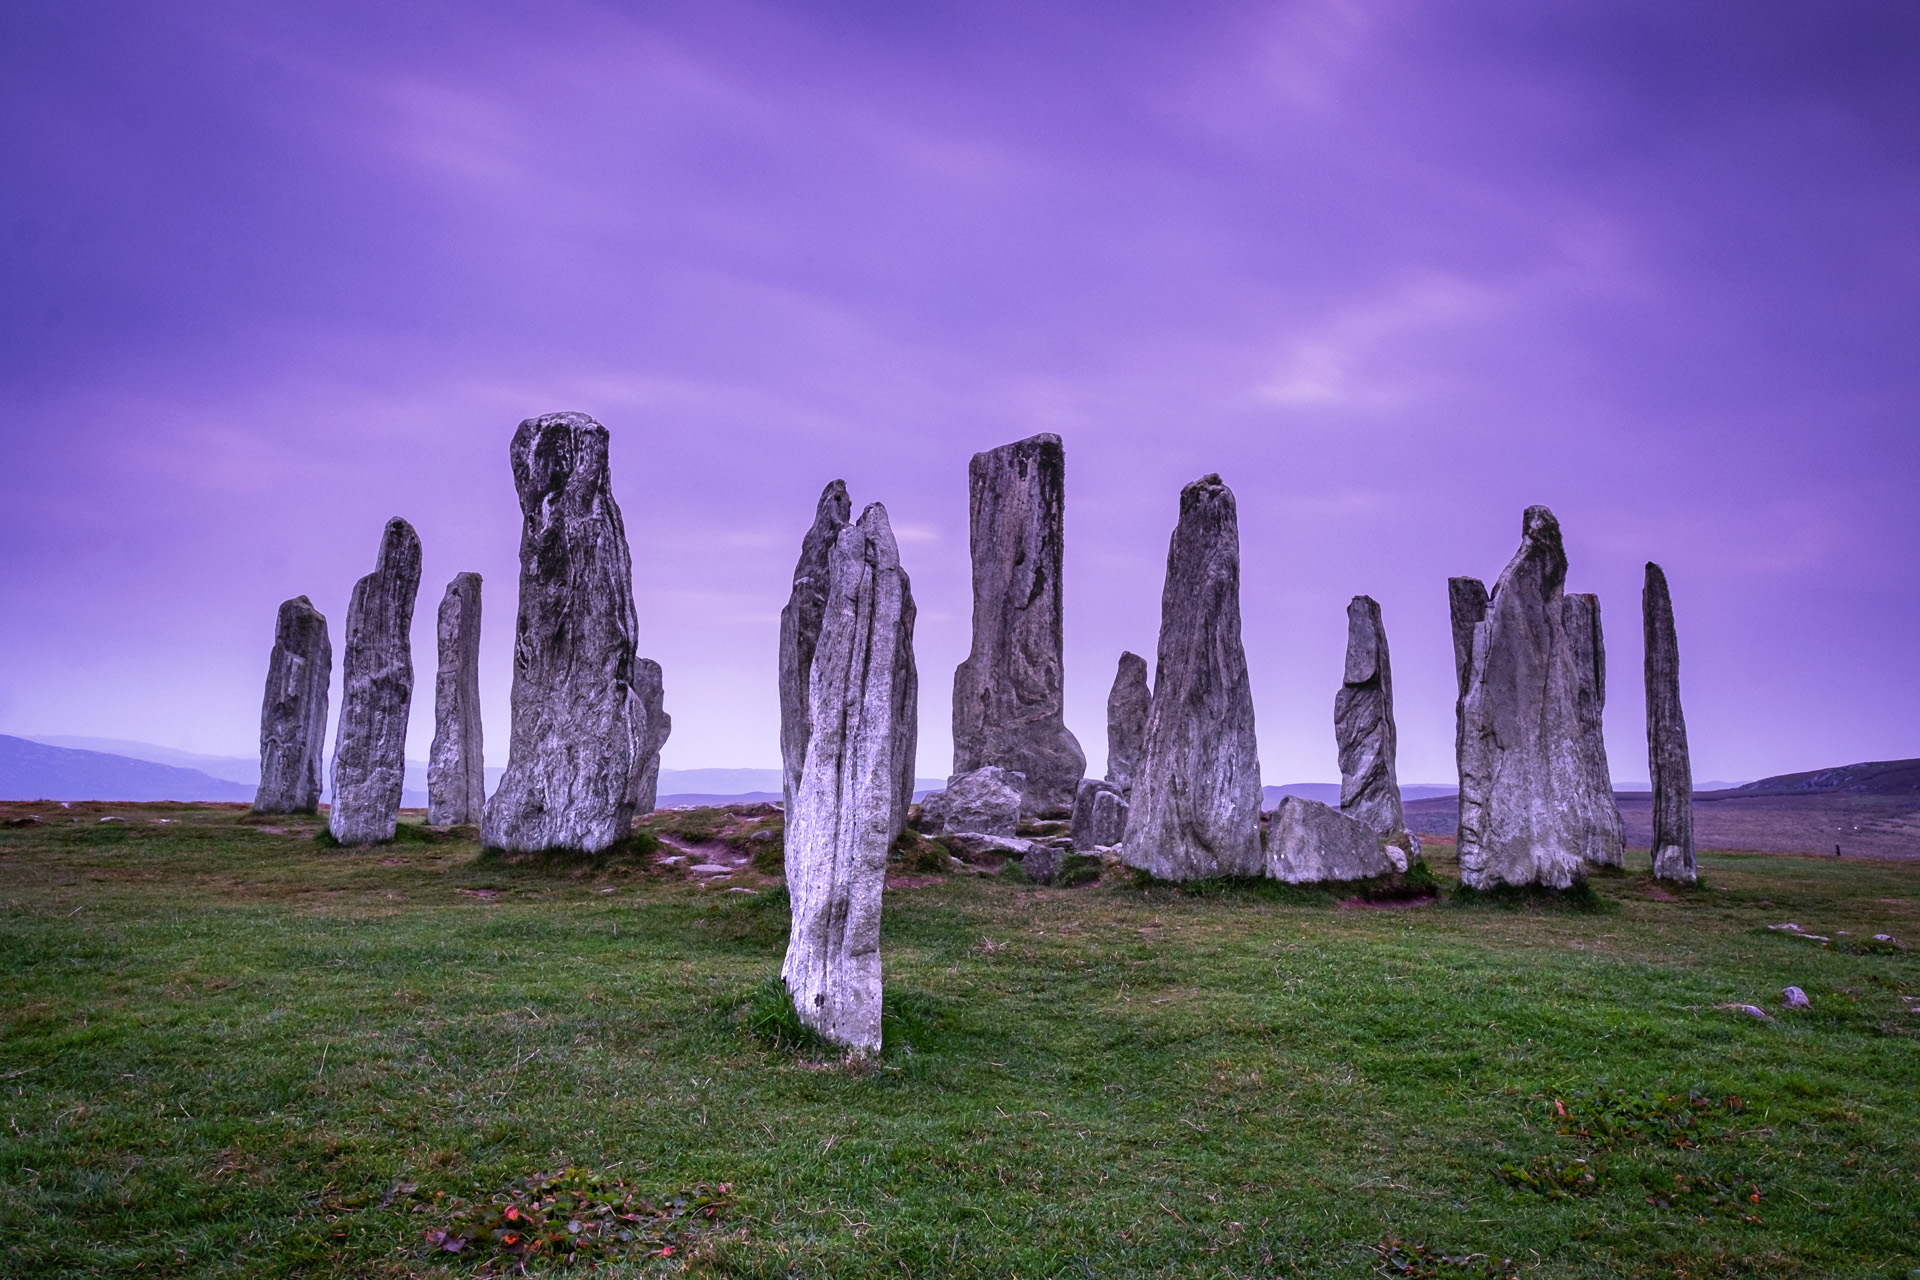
3, 0, 1917, 785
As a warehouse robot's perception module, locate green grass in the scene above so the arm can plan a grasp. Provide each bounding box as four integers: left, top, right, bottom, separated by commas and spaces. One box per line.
1, 802, 1917, 1277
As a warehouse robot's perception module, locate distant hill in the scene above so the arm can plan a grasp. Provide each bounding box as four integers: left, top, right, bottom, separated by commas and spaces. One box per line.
1730, 758, 1920, 797
0, 735, 256, 803
1263, 782, 1457, 807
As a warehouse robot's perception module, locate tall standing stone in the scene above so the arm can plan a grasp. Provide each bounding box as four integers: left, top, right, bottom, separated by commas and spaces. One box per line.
951, 434, 1084, 816
1120, 475, 1263, 881
632, 658, 671, 816
783, 503, 916, 1054
427, 572, 485, 826
253, 596, 332, 814
1455, 506, 1608, 890
1334, 595, 1406, 842
482, 412, 647, 854
328, 518, 423, 845
1644, 562, 1695, 883
1104, 651, 1150, 796
779, 480, 851, 815
1562, 592, 1625, 867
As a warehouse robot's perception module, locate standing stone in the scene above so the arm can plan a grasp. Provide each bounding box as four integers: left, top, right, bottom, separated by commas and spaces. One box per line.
1455, 506, 1605, 890
779, 480, 852, 815
1105, 651, 1150, 796
951, 434, 1085, 816
1562, 592, 1625, 867
632, 658, 671, 816
427, 573, 485, 826
1266, 796, 1405, 884
1448, 576, 1489, 841
1120, 475, 1263, 881
483, 413, 646, 854
1644, 562, 1696, 883
1071, 778, 1127, 850
328, 518, 423, 845
1334, 596, 1407, 843
253, 596, 332, 814
782, 503, 916, 1054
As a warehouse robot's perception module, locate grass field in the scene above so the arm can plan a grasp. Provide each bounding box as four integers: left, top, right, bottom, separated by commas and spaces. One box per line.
1, 801, 1916, 1278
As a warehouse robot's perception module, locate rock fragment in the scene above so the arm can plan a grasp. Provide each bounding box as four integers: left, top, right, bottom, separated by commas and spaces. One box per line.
427, 572, 485, 826
1562, 592, 1626, 868
1334, 595, 1407, 844
1071, 778, 1127, 851
1781, 986, 1810, 1009
632, 658, 671, 816
782, 503, 917, 1054
329, 518, 423, 845
1104, 651, 1151, 796
1454, 506, 1610, 890
253, 595, 332, 815
1121, 475, 1263, 881
951, 434, 1085, 815
482, 413, 648, 854
1643, 562, 1696, 883
922, 766, 1022, 837
1265, 795, 1405, 883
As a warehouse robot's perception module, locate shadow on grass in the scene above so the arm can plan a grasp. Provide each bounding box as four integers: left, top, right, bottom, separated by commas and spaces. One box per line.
1449, 877, 1614, 913
472, 832, 662, 871
731, 972, 956, 1060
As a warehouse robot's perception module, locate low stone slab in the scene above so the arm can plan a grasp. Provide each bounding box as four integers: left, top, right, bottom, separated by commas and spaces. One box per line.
1265, 795, 1404, 884
923, 765, 1023, 836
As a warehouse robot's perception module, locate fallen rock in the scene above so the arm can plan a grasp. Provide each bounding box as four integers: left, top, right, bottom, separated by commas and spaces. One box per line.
329, 518, 423, 846
254, 595, 332, 815
1334, 595, 1407, 843
928, 766, 1023, 837
1104, 651, 1151, 796
1643, 562, 1696, 883
941, 831, 1036, 858
1070, 778, 1127, 851
782, 503, 917, 1055
427, 572, 486, 826
951, 435, 1085, 815
1021, 845, 1061, 884
1781, 986, 1810, 1009
1265, 796, 1403, 884
1121, 475, 1263, 881
483, 413, 648, 855
1716, 1003, 1774, 1022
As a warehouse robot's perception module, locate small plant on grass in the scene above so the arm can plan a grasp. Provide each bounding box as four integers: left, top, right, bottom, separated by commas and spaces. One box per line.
1641, 1171, 1763, 1223
742, 975, 826, 1052
1374, 1238, 1519, 1279
1496, 1154, 1603, 1199
1054, 853, 1102, 888
420, 1167, 733, 1268
891, 829, 949, 874
1548, 1085, 1744, 1150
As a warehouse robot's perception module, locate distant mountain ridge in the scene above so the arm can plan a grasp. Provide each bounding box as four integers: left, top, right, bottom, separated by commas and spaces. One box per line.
0, 735, 255, 803
1730, 758, 1920, 796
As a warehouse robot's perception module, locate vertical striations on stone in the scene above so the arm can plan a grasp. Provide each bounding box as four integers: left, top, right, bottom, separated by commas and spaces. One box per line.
1562, 592, 1625, 867
1120, 475, 1263, 881
482, 412, 646, 854
1455, 506, 1602, 890
1334, 595, 1406, 842
779, 480, 852, 815
1104, 651, 1150, 796
254, 596, 332, 814
328, 519, 423, 845
951, 434, 1085, 815
1448, 576, 1488, 842
1644, 562, 1695, 882
632, 658, 671, 816
427, 573, 485, 826
782, 503, 916, 1054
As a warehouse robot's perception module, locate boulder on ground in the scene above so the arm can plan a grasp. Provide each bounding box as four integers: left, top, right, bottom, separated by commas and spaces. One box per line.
925, 765, 1023, 837
1265, 795, 1404, 884
1071, 778, 1127, 851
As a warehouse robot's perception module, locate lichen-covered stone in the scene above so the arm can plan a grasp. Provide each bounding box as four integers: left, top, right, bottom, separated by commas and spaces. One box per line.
923, 765, 1023, 837
482, 413, 647, 854
1071, 778, 1128, 850
1455, 506, 1606, 890
427, 573, 485, 826
1562, 592, 1625, 868
253, 596, 331, 815
1265, 795, 1403, 883
329, 519, 423, 845
1105, 651, 1150, 796
1334, 595, 1406, 841
951, 434, 1084, 815
779, 480, 851, 815
632, 658, 671, 816
1644, 562, 1695, 883
1121, 475, 1263, 881
782, 503, 916, 1054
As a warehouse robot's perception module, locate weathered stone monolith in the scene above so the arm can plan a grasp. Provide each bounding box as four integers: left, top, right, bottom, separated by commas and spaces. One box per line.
427, 573, 485, 826
779, 480, 852, 815
1562, 592, 1625, 867
1455, 506, 1601, 890
1265, 796, 1405, 884
783, 503, 916, 1054
951, 434, 1084, 816
329, 518, 423, 845
1644, 562, 1695, 883
482, 413, 647, 854
253, 596, 332, 814
1120, 475, 1263, 881
1105, 651, 1150, 796
632, 657, 671, 816
1334, 596, 1406, 843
